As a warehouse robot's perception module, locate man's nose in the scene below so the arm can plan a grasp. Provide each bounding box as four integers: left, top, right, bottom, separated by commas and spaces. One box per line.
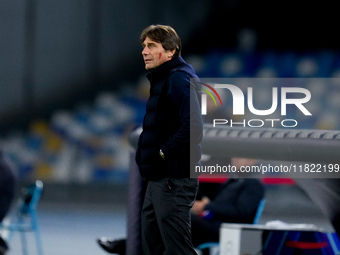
142, 47, 149, 55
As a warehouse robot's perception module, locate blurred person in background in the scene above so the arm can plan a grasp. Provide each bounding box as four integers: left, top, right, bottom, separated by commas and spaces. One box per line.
0, 150, 17, 255
191, 158, 265, 251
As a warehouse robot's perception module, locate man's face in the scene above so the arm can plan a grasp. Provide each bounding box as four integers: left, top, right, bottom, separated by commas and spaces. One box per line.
142, 37, 174, 70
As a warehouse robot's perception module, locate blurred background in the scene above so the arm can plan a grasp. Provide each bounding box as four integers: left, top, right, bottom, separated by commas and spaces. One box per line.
1, 0, 340, 185
0, 0, 339, 254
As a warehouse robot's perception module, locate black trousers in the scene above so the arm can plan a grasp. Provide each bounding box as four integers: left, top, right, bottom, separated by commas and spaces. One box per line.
141, 177, 198, 255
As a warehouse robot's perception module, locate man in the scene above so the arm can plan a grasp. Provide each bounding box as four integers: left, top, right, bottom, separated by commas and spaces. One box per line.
134, 24, 203, 255
191, 177, 265, 247
0, 150, 17, 255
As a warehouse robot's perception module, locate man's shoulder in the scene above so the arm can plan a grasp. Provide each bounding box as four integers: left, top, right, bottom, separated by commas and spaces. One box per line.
170, 61, 197, 77
168, 69, 191, 80
167, 71, 192, 92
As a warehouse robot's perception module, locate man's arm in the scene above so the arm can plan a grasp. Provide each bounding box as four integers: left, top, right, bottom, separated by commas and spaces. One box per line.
204, 180, 264, 222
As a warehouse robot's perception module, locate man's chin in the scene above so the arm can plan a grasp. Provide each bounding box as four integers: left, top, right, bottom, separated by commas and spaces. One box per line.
145, 64, 154, 70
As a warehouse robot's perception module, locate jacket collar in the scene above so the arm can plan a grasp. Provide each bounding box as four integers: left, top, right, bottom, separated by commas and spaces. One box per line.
147, 56, 186, 83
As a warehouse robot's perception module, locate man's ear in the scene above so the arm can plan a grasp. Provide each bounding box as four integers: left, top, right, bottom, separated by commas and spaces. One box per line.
168, 49, 176, 59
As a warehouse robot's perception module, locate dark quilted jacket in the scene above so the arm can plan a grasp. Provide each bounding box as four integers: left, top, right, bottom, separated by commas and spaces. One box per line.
136, 56, 203, 180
